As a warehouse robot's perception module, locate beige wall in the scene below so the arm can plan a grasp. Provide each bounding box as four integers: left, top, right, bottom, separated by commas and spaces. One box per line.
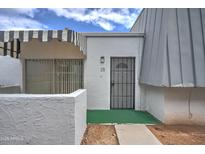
20, 39, 85, 59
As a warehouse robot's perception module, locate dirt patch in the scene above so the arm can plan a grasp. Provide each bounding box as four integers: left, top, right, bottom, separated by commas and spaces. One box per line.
81, 124, 119, 145
147, 124, 205, 145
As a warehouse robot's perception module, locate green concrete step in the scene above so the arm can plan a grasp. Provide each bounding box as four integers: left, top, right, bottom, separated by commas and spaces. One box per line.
87, 110, 161, 124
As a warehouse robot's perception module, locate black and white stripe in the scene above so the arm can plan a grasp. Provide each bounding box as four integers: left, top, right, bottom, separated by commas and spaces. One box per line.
0, 29, 86, 53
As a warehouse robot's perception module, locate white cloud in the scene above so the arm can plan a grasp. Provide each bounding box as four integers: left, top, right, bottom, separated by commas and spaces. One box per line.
0, 15, 48, 30
13, 8, 39, 18
0, 8, 142, 31
48, 8, 141, 31
0, 8, 47, 30
97, 19, 115, 31
0, 8, 39, 18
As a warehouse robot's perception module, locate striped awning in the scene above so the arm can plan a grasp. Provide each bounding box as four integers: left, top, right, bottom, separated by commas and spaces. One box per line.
0, 29, 86, 54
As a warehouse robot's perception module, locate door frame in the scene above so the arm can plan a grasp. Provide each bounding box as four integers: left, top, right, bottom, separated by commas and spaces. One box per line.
110, 56, 136, 109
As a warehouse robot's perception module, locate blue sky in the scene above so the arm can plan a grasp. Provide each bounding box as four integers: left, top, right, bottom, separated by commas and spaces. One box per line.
0, 8, 142, 32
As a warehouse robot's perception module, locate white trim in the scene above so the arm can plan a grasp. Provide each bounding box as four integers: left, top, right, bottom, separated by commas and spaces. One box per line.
52, 30, 58, 38
82, 32, 144, 37
42, 31, 48, 42
14, 31, 19, 39
33, 31, 38, 39
4, 31, 9, 42
62, 30, 67, 41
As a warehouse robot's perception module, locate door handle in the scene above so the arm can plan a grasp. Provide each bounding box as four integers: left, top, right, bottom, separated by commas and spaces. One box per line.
111, 82, 115, 86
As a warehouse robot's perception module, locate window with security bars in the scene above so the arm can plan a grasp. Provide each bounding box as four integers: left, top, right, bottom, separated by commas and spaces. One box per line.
25, 59, 83, 94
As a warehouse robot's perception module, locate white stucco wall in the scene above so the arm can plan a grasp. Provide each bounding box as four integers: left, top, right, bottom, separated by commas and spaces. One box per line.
141, 85, 165, 122
84, 36, 144, 110
0, 89, 86, 145
141, 86, 205, 125
165, 88, 205, 125
74, 89, 87, 144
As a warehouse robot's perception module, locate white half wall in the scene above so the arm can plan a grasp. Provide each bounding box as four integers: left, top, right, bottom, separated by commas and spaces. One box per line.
85, 36, 144, 110
73, 89, 87, 144
0, 89, 86, 144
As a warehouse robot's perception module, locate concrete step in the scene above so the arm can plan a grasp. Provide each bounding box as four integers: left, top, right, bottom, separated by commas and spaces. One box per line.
115, 124, 162, 145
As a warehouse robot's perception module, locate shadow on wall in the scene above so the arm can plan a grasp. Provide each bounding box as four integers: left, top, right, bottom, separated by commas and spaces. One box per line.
0, 85, 21, 94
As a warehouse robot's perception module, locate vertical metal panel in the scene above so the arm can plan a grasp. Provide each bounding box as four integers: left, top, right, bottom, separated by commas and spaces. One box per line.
146, 8, 157, 83
166, 35, 171, 86
176, 9, 194, 85
139, 9, 151, 84
201, 9, 205, 52
25, 59, 83, 94
140, 9, 156, 84
131, 8, 205, 87
150, 8, 163, 84
189, 9, 205, 86
110, 57, 135, 109
167, 8, 182, 85
157, 9, 168, 85
141, 10, 146, 32
139, 15, 143, 32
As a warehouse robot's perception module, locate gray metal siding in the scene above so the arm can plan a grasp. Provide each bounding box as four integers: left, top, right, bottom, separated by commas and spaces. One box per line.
177, 9, 194, 86
131, 8, 205, 87
167, 9, 182, 86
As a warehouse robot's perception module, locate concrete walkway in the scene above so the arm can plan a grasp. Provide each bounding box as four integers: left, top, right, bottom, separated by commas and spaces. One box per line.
115, 124, 162, 145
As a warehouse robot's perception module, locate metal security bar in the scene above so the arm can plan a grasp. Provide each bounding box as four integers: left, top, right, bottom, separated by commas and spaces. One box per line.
25, 59, 83, 94
110, 57, 135, 109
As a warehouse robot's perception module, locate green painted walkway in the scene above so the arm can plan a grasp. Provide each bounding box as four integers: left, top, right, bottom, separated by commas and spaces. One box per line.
87, 110, 161, 124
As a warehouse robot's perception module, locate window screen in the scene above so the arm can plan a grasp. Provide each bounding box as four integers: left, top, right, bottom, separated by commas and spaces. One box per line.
25, 59, 83, 94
